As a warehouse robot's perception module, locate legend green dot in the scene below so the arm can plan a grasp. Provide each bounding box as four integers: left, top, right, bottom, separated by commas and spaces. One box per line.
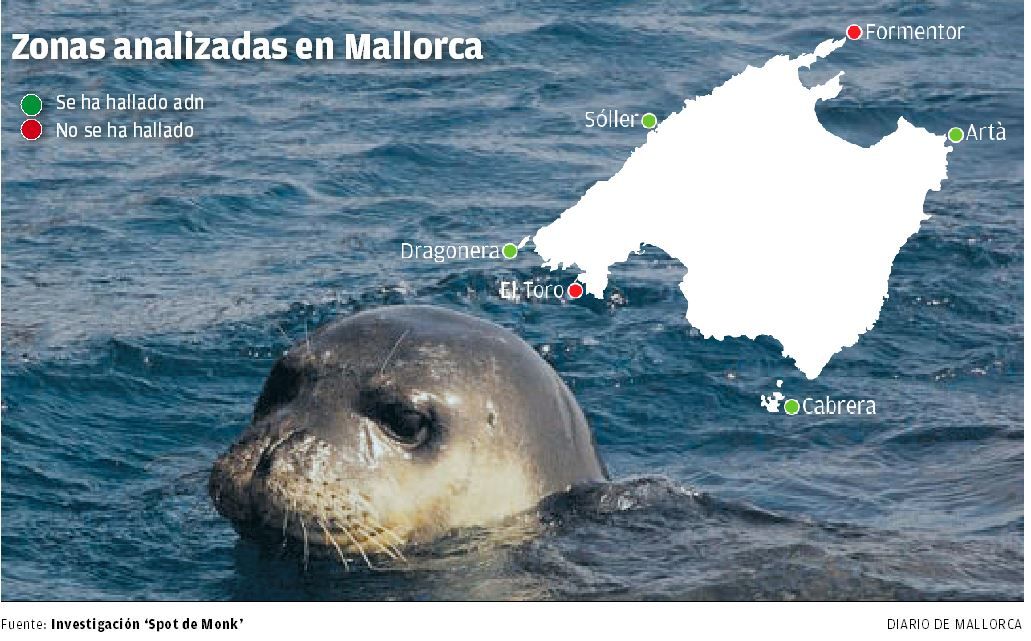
502, 243, 518, 259
948, 127, 964, 143
784, 399, 800, 415
641, 113, 657, 129
21, 93, 42, 117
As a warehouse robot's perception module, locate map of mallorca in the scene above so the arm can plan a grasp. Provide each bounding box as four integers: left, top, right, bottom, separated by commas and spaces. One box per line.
531, 38, 952, 379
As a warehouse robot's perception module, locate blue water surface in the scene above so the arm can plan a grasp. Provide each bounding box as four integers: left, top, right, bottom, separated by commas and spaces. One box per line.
1, 0, 1023, 600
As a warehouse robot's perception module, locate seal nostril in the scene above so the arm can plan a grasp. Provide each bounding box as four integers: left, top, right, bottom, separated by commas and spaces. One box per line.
253, 431, 304, 479
254, 450, 275, 478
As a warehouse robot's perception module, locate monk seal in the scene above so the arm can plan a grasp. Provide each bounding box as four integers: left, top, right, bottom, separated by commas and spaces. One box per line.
209, 305, 606, 562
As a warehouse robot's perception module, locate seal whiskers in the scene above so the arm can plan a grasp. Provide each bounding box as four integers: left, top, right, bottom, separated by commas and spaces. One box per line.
353, 521, 404, 562
368, 520, 407, 561
373, 520, 406, 549
317, 515, 351, 570
379, 329, 409, 376
342, 524, 375, 570
299, 513, 310, 568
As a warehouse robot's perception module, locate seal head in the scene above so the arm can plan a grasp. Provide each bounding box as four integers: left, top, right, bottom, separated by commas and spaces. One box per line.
209, 305, 606, 557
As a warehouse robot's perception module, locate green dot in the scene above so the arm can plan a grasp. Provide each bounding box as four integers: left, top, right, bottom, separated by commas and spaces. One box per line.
784, 399, 800, 415
502, 243, 518, 259
641, 113, 657, 129
948, 127, 964, 143
21, 93, 42, 117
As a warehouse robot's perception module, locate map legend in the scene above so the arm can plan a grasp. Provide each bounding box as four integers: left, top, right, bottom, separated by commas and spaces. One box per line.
21, 93, 43, 140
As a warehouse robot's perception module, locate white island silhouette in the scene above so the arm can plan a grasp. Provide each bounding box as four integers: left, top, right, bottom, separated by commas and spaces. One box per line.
533, 38, 951, 379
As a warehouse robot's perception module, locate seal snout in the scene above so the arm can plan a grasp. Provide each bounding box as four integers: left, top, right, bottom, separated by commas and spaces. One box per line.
209, 419, 405, 562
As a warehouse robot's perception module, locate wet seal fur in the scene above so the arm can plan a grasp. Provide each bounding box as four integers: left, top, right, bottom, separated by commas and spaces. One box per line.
209, 305, 606, 564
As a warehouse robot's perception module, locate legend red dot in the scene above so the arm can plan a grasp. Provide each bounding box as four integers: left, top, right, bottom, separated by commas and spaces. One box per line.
568, 282, 584, 299
21, 119, 42, 141
846, 24, 863, 40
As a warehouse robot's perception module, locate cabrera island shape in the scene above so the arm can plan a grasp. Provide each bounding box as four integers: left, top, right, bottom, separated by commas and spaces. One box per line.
533, 38, 951, 379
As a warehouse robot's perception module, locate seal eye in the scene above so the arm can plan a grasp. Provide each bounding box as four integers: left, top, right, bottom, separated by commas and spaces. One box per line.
385, 408, 433, 446
358, 388, 436, 448
253, 359, 314, 421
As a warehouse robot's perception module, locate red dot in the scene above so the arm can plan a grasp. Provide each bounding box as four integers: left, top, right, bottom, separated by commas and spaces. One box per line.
21, 119, 42, 140
568, 283, 584, 299
846, 24, 862, 40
